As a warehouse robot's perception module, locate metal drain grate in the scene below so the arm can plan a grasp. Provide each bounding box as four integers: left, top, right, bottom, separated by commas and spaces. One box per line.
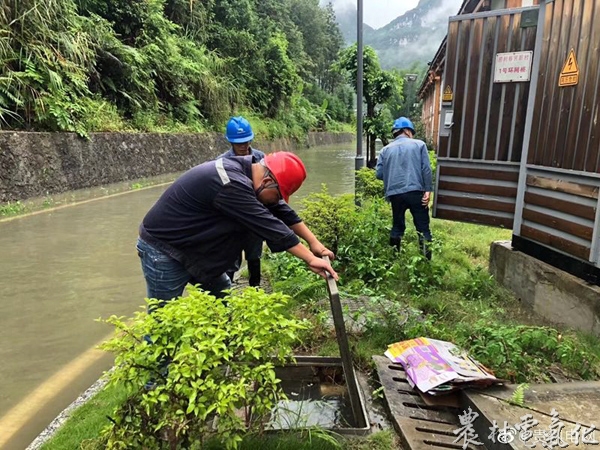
373, 356, 487, 450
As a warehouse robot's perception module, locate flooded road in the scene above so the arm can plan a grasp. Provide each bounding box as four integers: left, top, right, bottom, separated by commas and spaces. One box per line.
0, 143, 357, 449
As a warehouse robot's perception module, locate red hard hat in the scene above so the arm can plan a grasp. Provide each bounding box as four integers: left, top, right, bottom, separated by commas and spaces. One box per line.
263, 152, 307, 202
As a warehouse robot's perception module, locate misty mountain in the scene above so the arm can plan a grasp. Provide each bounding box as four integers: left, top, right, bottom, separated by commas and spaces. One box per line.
330, 0, 462, 70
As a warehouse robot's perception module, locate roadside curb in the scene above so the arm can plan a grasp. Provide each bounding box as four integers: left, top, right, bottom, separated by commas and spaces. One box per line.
26, 374, 111, 450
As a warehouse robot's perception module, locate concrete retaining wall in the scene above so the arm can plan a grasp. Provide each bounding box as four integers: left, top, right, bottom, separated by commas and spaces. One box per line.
0, 131, 353, 203
490, 240, 600, 336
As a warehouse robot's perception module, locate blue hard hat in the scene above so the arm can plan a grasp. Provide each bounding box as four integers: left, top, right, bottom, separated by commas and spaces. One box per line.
225, 116, 254, 143
392, 117, 415, 135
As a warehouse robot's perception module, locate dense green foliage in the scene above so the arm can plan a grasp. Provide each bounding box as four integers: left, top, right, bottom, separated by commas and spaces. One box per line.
268, 170, 600, 384
0, 0, 352, 135
98, 286, 306, 449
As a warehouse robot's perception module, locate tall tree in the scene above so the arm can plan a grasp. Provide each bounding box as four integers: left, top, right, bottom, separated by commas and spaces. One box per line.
336, 44, 401, 165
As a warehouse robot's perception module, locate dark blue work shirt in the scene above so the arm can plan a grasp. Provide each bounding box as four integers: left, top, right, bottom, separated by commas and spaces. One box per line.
140, 156, 301, 282
218, 146, 265, 163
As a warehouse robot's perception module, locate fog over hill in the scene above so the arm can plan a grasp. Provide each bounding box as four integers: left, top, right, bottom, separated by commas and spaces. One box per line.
322, 0, 463, 69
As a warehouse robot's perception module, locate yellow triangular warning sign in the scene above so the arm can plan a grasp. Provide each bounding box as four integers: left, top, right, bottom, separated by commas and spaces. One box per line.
561, 49, 578, 74
442, 85, 453, 102
559, 49, 579, 87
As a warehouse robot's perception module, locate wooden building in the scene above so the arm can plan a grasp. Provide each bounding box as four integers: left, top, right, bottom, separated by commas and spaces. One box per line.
425, 0, 600, 284
418, 0, 540, 144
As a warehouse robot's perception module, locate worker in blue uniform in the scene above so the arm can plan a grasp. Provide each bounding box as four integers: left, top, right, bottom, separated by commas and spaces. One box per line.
376, 116, 433, 259
136, 151, 337, 307
218, 116, 266, 287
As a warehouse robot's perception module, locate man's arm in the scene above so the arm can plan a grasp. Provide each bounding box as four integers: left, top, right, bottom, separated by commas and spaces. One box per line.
289, 222, 335, 260
286, 242, 338, 280
421, 143, 433, 206
375, 150, 385, 180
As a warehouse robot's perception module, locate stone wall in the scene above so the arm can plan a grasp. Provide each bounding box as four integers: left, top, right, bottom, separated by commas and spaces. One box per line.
0, 131, 353, 203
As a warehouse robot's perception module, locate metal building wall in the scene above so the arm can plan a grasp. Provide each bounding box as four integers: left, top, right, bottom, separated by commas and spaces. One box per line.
514, 0, 600, 268
434, 7, 538, 228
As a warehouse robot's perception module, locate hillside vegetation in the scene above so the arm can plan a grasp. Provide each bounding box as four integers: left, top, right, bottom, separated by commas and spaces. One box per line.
0, 0, 353, 137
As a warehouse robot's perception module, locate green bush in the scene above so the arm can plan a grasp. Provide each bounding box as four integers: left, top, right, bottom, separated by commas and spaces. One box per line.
98, 286, 307, 449
355, 167, 384, 200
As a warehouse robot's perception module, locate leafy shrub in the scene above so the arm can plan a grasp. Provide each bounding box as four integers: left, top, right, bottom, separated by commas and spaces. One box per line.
99, 286, 307, 449
401, 237, 447, 296
299, 187, 355, 255
355, 167, 384, 200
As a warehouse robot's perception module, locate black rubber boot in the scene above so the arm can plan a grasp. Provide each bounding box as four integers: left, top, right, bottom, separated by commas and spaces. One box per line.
389, 236, 402, 252
418, 235, 432, 261
226, 270, 236, 283
248, 259, 261, 287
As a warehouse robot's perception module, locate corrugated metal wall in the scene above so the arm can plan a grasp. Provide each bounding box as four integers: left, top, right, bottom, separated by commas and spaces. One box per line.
433, 0, 600, 278
434, 7, 538, 228
527, 0, 600, 172
514, 0, 600, 265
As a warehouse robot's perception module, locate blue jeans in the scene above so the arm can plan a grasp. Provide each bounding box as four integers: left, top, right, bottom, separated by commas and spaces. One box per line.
389, 191, 432, 241
136, 238, 231, 309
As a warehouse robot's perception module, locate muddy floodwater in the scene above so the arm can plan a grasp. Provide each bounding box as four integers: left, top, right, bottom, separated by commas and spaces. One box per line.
0, 143, 358, 449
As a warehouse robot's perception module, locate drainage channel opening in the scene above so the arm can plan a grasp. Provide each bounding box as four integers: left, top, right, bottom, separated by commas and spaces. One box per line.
268, 364, 361, 431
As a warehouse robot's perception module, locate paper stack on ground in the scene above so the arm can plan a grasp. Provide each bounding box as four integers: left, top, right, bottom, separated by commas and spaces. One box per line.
385, 337, 500, 395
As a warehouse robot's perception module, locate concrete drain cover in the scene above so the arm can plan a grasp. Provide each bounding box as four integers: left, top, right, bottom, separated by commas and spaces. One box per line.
373, 356, 488, 450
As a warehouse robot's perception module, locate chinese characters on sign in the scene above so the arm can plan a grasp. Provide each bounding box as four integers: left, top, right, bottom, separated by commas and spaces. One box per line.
494, 51, 533, 83
453, 408, 599, 449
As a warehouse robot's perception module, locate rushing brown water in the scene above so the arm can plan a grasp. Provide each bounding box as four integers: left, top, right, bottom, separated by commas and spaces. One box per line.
0, 143, 357, 449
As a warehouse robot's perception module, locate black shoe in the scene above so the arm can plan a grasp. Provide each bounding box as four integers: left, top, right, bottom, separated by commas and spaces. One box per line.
389, 236, 402, 252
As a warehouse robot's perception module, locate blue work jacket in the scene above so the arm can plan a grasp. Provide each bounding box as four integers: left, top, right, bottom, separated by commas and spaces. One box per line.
375, 136, 433, 199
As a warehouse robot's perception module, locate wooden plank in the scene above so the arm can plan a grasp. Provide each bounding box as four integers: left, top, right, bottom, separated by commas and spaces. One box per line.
497, 14, 520, 162
546, 0, 575, 168
564, 0, 592, 170
437, 194, 515, 213
524, 192, 596, 220
520, 224, 591, 260
440, 21, 460, 159
436, 208, 514, 228
522, 208, 593, 240
449, 19, 472, 159
460, 18, 483, 160
510, 27, 537, 163
526, 175, 599, 198
589, 22, 600, 172
485, 15, 511, 161
472, 16, 496, 161
439, 165, 519, 182
541, 0, 567, 167
580, 1, 600, 171
529, 1, 557, 165
439, 180, 518, 197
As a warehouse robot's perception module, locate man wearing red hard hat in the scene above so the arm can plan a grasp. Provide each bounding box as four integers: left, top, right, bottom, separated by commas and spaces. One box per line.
136, 151, 337, 306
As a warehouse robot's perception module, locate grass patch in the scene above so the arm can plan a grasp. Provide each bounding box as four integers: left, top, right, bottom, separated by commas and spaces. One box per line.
268, 181, 600, 384
42, 384, 399, 450
39, 383, 128, 450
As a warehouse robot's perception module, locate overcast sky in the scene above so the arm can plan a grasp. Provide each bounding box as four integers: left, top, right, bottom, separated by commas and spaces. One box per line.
324, 0, 462, 29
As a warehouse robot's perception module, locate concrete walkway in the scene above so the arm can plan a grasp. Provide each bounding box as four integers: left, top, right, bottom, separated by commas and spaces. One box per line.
463, 381, 600, 449
374, 355, 600, 450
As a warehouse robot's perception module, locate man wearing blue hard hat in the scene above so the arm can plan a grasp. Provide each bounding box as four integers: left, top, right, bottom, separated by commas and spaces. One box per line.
376, 117, 433, 260
218, 116, 266, 286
